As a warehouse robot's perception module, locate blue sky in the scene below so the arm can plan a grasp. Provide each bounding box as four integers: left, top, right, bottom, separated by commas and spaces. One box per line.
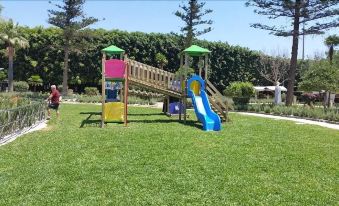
1, 0, 338, 59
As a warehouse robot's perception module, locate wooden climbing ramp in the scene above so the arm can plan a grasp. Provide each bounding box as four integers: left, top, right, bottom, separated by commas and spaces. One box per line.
126, 58, 228, 122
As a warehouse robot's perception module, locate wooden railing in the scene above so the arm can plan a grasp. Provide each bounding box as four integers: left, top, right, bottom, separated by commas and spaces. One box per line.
127, 59, 182, 93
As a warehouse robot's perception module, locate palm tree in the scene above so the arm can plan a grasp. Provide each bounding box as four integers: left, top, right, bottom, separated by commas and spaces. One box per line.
0, 19, 29, 92
325, 35, 339, 64
28, 75, 43, 92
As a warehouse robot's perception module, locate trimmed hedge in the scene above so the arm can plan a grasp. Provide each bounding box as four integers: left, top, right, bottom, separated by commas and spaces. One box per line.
0, 27, 274, 93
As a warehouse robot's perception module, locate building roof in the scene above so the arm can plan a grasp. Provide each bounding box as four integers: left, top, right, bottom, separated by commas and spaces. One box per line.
254, 86, 287, 92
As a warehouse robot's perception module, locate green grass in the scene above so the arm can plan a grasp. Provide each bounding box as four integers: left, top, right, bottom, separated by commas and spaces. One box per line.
0, 104, 338, 205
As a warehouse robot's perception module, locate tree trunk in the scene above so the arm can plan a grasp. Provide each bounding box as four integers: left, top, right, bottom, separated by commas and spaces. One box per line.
62, 45, 69, 96
185, 1, 194, 48
8, 46, 14, 92
286, 1, 301, 106
186, 30, 193, 48
329, 45, 333, 64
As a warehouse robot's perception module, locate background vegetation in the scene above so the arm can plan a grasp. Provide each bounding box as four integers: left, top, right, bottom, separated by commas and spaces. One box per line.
0, 27, 279, 92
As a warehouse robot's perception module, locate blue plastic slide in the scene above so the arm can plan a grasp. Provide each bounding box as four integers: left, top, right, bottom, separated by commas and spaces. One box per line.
187, 75, 221, 131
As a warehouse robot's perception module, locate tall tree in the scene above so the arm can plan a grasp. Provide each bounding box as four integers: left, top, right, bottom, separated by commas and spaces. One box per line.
175, 0, 213, 47
48, 0, 98, 95
0, 19, 29, 92
324, 34, 339, 64
246, 0, 339, 106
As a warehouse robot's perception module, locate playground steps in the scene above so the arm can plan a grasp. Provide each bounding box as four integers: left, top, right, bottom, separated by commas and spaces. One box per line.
209, 97, 228, 122
206, 80, 228, 122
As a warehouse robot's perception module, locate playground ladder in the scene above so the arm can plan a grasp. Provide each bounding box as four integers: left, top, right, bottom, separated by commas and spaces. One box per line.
126, 59, 228, 122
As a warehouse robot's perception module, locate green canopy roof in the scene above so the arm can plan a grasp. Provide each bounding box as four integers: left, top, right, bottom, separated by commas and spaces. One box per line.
183, 45, 211, 56
101, 45, 125, 55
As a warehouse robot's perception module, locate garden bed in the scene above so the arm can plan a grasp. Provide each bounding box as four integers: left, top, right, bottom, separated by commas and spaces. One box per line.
233, 103, 339, 123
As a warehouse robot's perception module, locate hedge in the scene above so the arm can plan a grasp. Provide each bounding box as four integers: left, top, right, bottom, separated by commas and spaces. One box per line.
0, 27, 295, 93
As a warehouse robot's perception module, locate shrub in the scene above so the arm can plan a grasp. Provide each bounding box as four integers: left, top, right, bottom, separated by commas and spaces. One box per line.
67, 89, 73, 96
57, 85, 63, 92
224, 82, 255, 105
301, 93, 318, 107
175, 67, 195, 78
13, 81, 29, 92
84, 87, 99, 96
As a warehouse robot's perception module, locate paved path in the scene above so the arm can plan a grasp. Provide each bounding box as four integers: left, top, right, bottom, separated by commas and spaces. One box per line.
236, 112, 339, 130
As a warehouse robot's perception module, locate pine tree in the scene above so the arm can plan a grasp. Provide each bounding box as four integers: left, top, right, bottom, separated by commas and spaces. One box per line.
175, 0, 213, 47
246, 0, 339, 106
48, 0, 98, 95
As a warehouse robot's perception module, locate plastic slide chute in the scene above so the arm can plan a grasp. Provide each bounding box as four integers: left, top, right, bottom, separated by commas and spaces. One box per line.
187, 75, 221, 131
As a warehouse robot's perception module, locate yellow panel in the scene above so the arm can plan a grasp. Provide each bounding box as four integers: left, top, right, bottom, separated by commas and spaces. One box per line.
190, 81, 200, 95
104, 102, 124, 122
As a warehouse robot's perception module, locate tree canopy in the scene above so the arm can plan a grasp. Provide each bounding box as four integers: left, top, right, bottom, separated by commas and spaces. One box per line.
175, 0, 213, 47
48, 0, 98, 95
246, 0, 339, 37
299, 60, 339, 92
0, 19, 29, 91
246, 0, 339, 106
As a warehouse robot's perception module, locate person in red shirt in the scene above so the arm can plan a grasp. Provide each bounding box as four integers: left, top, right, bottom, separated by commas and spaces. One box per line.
47, 85, 61, 119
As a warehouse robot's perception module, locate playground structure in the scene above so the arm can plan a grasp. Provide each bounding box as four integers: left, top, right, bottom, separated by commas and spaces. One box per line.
101, 45, 128, 127
100, 44, 228, 131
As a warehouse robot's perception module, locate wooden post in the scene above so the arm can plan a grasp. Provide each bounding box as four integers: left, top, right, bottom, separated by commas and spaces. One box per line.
167, 73, 171, 90
138, 63, 141, 80
146, 67, 149, 82
133, 62, 136, 78
199, 56, 202, 77
101, 53, 106, 128
204, 54, 208, 81
179, 75, 183, 121
183, 54, 189, 123
167, 95, 170, 115
124, 55, 129, 126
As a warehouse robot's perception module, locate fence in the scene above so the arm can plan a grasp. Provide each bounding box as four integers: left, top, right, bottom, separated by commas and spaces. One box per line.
0, 101, 46, 142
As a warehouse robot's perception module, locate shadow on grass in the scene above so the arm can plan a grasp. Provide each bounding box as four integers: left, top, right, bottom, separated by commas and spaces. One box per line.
79, 111, 202, 129
80, 112, 101, 128
128, 113, 164, 116
128, 119, 202, 130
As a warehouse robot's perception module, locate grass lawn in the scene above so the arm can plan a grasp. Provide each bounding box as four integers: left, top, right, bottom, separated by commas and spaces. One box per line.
0, 104, 338, 205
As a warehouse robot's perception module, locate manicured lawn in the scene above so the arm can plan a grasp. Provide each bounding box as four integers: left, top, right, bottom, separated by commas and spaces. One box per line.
0, 104, 338, 205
